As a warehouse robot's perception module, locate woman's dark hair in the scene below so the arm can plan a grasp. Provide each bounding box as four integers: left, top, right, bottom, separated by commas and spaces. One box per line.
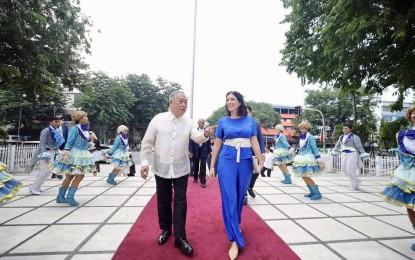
343, 123, 353, 129
225, 91, 248, 117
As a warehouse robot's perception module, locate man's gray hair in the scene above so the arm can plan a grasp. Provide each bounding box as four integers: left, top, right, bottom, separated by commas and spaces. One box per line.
168, 90, 186, 101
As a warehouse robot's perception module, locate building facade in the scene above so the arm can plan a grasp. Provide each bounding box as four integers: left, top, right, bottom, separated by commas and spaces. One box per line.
381, 101, 412, 122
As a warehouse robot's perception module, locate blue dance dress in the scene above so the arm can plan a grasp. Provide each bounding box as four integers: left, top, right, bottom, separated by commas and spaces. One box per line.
381, 129, 415, 209
273, 134, 293, 165
106, 135, 132, 170
293, 133, 321, 176
51, 125, 95, 174
0, 162, 22, 202
216, 116, 257, 247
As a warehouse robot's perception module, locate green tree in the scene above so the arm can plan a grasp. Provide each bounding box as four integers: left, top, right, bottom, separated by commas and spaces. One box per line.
301, 88, 378, 143
378, 118, 408, 150
76, 72, 135, 142
207, 101, 281, 128
125, 74, 182, 125
280, 0, 415, 111
0, 0, 92, 104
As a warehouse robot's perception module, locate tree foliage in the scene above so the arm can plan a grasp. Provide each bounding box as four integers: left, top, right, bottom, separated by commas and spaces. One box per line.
125, 74, 181, 125
301, 88, 378, 142
0, 0, 92, 104
378, 118, 408, 150
207, 101, 281, 128
280, 0, 415, 111
76, 72, 135, 141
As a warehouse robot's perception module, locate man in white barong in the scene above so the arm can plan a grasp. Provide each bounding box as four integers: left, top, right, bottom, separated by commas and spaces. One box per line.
331, 124, 369, 190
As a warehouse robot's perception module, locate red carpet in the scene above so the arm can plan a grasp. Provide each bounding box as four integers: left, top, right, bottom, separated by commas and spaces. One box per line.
113, 178, 300, 260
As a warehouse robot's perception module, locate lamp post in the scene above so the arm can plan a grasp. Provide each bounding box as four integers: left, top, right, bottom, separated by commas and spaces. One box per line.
17, 94, 27, 142
304, 108, 326, 153
50, 101, 56, 116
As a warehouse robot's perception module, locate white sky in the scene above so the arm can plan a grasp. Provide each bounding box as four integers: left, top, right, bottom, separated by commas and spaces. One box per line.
79, 0, 410, 121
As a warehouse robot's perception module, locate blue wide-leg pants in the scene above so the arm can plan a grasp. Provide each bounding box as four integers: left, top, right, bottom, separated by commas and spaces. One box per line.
218, 157, 252, 247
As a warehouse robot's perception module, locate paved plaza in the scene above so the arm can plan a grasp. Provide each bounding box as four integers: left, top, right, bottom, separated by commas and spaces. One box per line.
1, 164, 414, 260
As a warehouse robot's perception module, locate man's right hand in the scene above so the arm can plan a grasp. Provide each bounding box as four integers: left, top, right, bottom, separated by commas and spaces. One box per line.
140, 166, 149, 180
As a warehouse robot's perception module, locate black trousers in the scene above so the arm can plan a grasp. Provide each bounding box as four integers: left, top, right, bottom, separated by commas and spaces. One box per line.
260, 166, 272, 177
193, 157, 207, 184
155, 174, 188, 239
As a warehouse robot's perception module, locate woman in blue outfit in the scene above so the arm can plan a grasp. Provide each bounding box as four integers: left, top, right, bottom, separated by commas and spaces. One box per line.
273, 124, 294, 184
51, 111, 95, 206
209, 91, 264, 260
105, 125, 132, 185
381, 105, 415, 251
0, 162, 22, 203
292, 121, 323, 200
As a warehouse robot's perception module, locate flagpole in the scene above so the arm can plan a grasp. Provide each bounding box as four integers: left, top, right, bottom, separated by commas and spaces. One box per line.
190, 0, 198, 119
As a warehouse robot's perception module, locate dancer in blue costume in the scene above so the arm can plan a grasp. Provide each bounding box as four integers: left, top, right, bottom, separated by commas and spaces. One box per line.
209, 91, 264, 260
273, 124, 294, 184
105, 125, 132, 185
51, 111, 95, 206
381, 105, 415, 251
293, 121, 323, 200
0, 162, 22, 203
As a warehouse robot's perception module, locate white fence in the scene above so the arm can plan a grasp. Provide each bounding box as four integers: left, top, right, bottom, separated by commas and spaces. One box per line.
0, 144, 39, 173
322, 154, 400, 177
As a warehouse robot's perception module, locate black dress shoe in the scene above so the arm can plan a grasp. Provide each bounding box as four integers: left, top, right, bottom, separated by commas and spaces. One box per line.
174, 238, 193, 255
51, 173, 57, 179
57, 175, 63, 180
158, 230, 172, 245
248, 188, 256, 198
201, 183, 206, 188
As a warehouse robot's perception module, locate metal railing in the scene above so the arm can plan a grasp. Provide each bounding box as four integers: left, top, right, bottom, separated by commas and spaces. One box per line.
322, 153, 400, 177
0, 144, 39, 173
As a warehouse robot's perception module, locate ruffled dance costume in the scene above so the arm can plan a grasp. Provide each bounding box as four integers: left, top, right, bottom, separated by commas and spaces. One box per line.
106, 134, 132, 184
381, 129, 415, 250
51, 125, 95, 206
293, 133, 322, 200
0, 162, 22, 203
51, 125, 95, 175
273, 133, 293, 184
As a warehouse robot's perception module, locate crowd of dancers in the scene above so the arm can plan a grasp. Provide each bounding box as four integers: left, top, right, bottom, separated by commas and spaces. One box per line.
1, 91, 415, 258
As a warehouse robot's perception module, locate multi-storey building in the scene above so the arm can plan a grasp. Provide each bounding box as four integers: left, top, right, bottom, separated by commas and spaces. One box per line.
381, 101, 412, 122
259, 105, 299, 147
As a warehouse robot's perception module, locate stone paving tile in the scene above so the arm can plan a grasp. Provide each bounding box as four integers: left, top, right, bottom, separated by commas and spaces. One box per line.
80, 224, 132, 251
6, 207, 76, 225
262, 194, 302, 204
309, 203, 364, 217
1, 255, 67, 260
277, 204, 327, 219
296, 218, 367, 241
337, 217, 413, 238
71, 254, 113, 260
108, 207, 143, 223
124, 195, 152, 207
1, 173, 412, 259
379, 238, 415, 259
0, 226, 47, 254
266, 220, 317, 243
11, 225, 98, 253
290, 244, 342, 260
58, 207, 118, 224
328, 241, 408, 260
0, 208, 34, 224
